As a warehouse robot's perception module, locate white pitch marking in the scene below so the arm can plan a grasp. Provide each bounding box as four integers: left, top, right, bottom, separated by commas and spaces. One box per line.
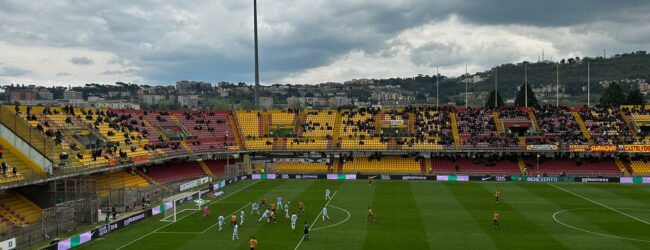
293, 190, 338, 250
548, 183, 650, 226
310, 205, 350, 231
552, 207, 650, 243
115, 180, 260, 250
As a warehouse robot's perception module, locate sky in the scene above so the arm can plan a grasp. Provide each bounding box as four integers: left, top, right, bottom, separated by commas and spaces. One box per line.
1, 0, 649, 86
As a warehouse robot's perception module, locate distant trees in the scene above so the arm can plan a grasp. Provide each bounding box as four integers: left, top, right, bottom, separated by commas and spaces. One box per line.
599, 83, 626, 106
514, 84, 540, 108
484, 89, 504, 109
626, 88, 645, 105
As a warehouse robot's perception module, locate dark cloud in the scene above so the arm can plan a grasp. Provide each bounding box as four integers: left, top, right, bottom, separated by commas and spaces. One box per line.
1, 0, 650, 84
0, 66, 31, 77
70, 57, 94, 65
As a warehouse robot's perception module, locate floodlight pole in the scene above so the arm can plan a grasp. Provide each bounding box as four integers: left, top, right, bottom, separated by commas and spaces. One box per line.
254, 0, 260, 110
525, 62, 528, 107
494, 66, 498, 108
436, 66, 439, 108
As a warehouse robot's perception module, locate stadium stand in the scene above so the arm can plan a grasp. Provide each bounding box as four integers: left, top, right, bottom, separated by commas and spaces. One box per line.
578, 106, 634, 144
274, 162, 330, 173
430, 156, 521, 175
142, 161, 207, 184
342, 155, 422, 174
0, 191, 42, 231
533, 106, 587, 146
522, 157, 620, 176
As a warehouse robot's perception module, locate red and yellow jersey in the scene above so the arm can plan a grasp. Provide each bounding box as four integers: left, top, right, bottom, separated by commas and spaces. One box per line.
368, 208, 373, 215
231, 215, 237, 222
495, 191, 500, 198
299, 202, 304, 209
271, 203, 276, 210
249, 239, 258, 248
493, 213, 500, 221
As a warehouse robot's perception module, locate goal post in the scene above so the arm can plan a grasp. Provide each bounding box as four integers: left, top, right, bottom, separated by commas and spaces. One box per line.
160, 190, 209, 222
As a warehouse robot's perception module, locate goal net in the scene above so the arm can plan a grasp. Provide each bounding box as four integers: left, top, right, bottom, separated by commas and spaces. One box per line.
160, 191, 210, 222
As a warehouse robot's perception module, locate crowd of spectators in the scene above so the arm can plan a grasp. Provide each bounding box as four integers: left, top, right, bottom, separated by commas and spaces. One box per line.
579, 106, 634, 144
534, 105, 587, 145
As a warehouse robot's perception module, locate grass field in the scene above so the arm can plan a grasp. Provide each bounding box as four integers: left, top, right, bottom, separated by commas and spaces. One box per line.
77, 179, 650, 250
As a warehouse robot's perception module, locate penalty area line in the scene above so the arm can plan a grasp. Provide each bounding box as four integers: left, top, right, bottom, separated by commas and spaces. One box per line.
115, 180, 260, 250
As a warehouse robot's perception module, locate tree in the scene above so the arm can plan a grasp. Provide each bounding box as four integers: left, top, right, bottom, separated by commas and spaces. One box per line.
514, 84, 540, 107
485, 89, 505, 109
599, 83, 626, 106
415, 92, 427, 103
625, 88, 645, 105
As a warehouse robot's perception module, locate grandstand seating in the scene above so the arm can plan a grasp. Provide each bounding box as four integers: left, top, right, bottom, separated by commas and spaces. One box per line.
274, 162, 329, 173
94, 171, 149, 190
578, 106, 634, 144
342, 156, 421, 174
236, 111, 261, 138
0, 140, 38, 184
629, 160, 650, 175
300, 110, 336, 137
533, 106, 586, 145
143, 161, 206, 184
523, 158, 620, 176
430, 158, 521, 175
0, 191, 42, 233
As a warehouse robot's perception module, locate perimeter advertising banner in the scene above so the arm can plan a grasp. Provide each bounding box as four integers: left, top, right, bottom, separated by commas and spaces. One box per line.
569, 145, 589, 152
590, 144, 617, 153
620, 177, 650, 184
469, 175, 510, 182
526, 145, 558, 151
511, 176, 572, 182
622, 144, 650, 153
327, 174, 357, 180
574, 177, 619, 183
251, 174, 277, 180
436, 175, 469, 181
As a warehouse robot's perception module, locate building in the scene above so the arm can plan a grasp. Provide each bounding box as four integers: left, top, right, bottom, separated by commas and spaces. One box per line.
259, 97, 273, 109
94, 100, 140, 110
9, 90, 37, 103
37, 91, 54, 100
63, 90, 83, 100
142, 95, 166, 105
178, 95, 200, 108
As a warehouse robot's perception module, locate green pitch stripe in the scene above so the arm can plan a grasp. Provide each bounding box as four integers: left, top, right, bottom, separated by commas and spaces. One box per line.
364, 181, 429, 249
522, 183, 646, 249
446, 182, 568, 250
412, 182, 496, 249
587, 183, 650, 207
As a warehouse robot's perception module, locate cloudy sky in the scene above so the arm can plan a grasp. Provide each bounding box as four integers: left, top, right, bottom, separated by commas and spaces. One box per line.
1, 0, 649, 86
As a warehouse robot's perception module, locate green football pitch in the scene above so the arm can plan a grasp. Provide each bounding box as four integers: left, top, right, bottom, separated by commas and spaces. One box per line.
77, 180, 650, 250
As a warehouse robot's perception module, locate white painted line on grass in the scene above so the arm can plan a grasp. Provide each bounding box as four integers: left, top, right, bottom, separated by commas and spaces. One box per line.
311, 205, 350, 231
293, 191, 338, 250
552, 207, 650, 243
115, 180, 260, 250
153, 231, 202, 235
548, 183, 650, 226
201, 202, 252, 234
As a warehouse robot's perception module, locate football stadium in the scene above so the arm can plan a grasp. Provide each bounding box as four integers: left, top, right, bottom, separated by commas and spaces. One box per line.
0, 105, 650, 249
2, 1, 650, 250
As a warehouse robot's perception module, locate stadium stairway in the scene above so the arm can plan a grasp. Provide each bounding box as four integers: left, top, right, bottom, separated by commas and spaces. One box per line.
374, 112, 382, 132
620, 113, 637, 137
518, 158, 527, 175
450, 112, 461, 150
528, 109, 540, 133
198, 160, 214, 177
169, 115, 191, 136
408, 111, 416, 135
228, 113, 245, 150
519, 137, 527, 150
572, 111, 594, 144
493, 112, 505, 134
615, 159, 630, 176
332, 112, 342, 142
180, 141, 194, 154
419, 160, 426, 174
144, 119, 168, 141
